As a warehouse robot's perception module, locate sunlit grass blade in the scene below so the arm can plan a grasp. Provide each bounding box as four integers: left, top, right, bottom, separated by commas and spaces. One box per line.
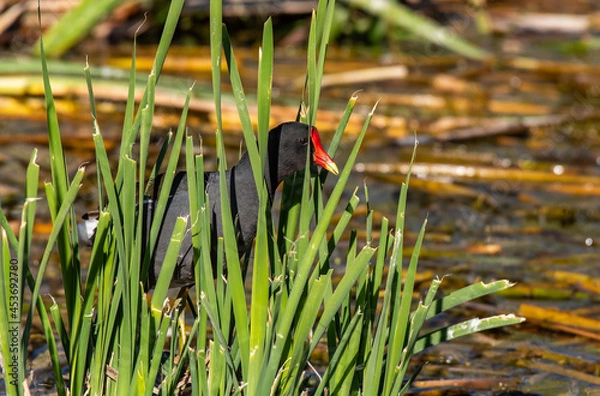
331, 310, 362, 394
257, 18, 273, 165
318, 92, 356, 183
207, 340, 226, 394
137, 72, 155, 186
144, 306, 172, 396
378, 137, 417, 394
313, 308, 362, 396
116, 0, 184, 184
91, 119, 127, 266
20, 150, 39, 287
121, 155, 138, 345
306, 11, 318, 124
22, 167, 84, 354
143, 85, 192, 282
312, 0, 336, 124
146, 132, 172, 194
389, 301, 430, 395
222, 26, 261, 185
134, 77, 156, 310
295, 151, 313, 264
189, 350, 203, 395
207, 5, 230, 369
49, 298, 69, 364
362, 226, 401, 395
414, 314, 526, 354
150, 216, 188, 310
384, 217, 427, 394
166, 312, 201, 392
91, 123, 136, 393
118, 24, 139, 168
200, 294, 239, 390
79, 212, 111, 394
133, 292, 151, 395
121, 155, 136, 285
38, 6, 82, 340
395, 260, 440, 389
248, 190, 271, 395
84, 60, 105, 211
248, 22, 283, 376
424, 280, 516, 320
39, 296, 67, 396
185, 136, 215, 367
150, 0, 185, 83
14, 151, 40, 378
215, 131, 250, 377
284, 273, 332, 392
249, 28, 273, 381
210, 0, 223, 132
369, 217, 390, 317
185, 136, 203, 290
0, 206, 18, 251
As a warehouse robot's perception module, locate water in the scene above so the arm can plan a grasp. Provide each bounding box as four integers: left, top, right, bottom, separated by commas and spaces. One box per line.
2, 20, 600, 395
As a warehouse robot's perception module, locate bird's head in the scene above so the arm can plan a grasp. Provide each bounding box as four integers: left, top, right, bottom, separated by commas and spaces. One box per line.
268, 121, 338, 185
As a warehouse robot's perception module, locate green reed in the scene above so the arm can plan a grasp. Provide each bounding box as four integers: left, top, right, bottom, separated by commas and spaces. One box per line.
0, 0, 523, 395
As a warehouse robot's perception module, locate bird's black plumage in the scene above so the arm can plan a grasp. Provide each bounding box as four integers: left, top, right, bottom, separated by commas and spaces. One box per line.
147, 121, 338, 287
81, 122, 338, 288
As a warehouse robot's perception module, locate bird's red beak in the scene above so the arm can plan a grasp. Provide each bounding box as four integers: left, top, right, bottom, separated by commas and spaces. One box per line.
310, 126, 339, 175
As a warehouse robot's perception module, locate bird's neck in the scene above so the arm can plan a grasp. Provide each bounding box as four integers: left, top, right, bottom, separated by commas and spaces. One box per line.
233, 153, 279, 200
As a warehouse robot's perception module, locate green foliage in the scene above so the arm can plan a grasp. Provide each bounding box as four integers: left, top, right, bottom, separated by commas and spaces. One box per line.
34, 0, 123, 58
338, 0, 489, 60
0, 0, 523, 395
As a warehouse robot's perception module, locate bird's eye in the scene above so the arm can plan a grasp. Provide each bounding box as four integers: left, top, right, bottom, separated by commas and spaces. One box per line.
298, 137, 308, 145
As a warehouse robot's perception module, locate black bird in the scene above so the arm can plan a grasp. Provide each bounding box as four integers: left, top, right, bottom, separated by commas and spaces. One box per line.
79, 121, 338, 288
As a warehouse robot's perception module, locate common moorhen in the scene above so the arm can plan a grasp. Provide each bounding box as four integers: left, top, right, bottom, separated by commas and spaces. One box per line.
79, 121, 338, 288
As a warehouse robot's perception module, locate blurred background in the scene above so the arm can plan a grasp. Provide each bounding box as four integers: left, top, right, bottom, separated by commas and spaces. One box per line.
1, 0, 599, 394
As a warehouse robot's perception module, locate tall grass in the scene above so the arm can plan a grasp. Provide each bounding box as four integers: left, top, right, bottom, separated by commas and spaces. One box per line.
0, 0, 523, 395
